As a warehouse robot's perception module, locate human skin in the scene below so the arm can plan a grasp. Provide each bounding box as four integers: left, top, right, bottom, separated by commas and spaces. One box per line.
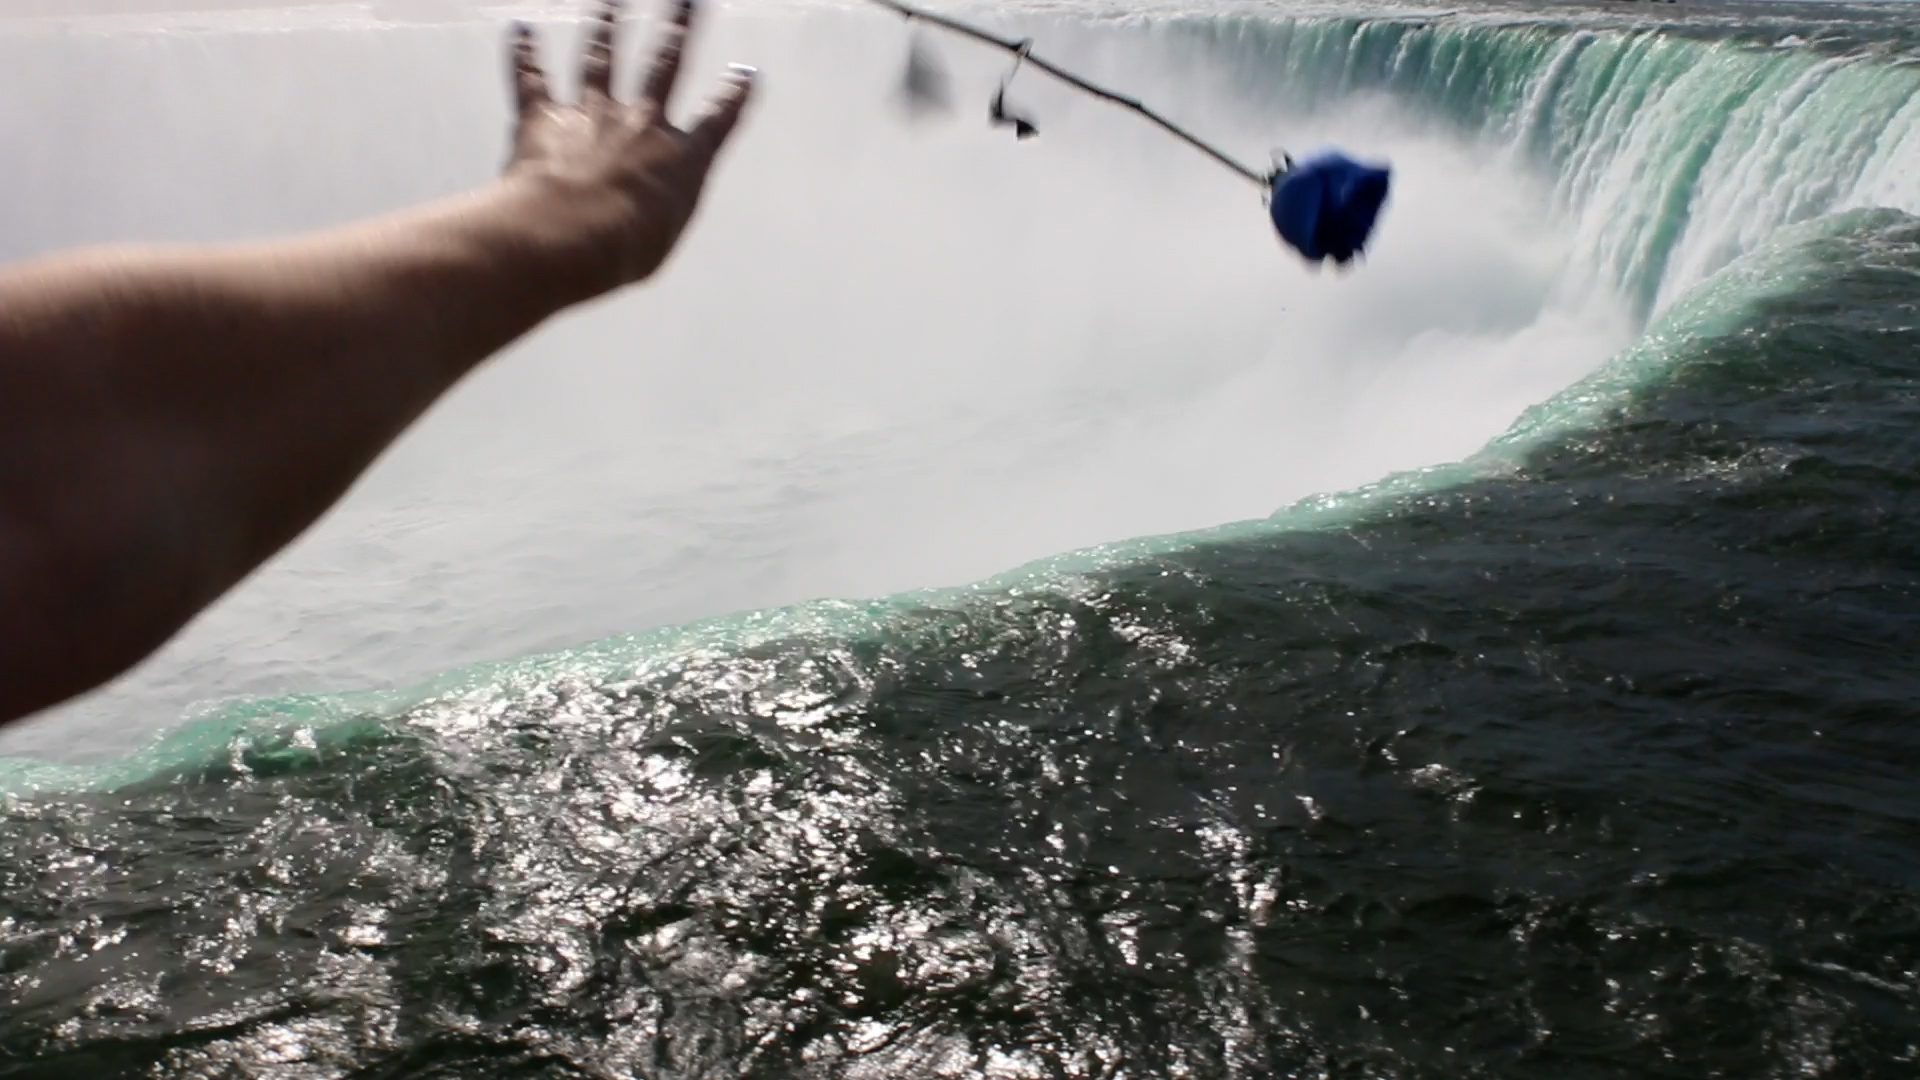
0, 0, 755, 727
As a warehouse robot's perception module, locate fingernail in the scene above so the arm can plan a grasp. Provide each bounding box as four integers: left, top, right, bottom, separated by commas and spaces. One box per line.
511, 19, 531, 33
728, 62, 757, 77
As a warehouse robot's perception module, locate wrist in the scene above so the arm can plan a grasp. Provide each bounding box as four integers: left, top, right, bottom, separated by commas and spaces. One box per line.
310, 176, 623, 384
485, 167, 637, 309
357, 169, 647, 383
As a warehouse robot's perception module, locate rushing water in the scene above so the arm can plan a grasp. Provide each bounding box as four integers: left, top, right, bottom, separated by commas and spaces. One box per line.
1, 1, 1917, 1076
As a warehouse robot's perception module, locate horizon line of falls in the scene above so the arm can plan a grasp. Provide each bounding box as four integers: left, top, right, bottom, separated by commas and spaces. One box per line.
0, 3, 1916, 745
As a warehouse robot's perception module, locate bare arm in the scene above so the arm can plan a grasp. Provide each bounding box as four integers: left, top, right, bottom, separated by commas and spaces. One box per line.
0, 0, 754, 726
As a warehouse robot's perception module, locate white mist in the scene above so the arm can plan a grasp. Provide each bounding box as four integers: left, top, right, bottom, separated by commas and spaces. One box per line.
0, 2, 1631, 758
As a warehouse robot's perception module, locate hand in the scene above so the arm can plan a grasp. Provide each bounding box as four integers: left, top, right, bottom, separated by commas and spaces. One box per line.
505, 0, 755, 294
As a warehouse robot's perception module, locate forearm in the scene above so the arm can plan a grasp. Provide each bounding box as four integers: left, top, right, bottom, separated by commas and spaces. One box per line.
0, 0, 753, 728
5, 173, 590, 407
0, 175, 596, 723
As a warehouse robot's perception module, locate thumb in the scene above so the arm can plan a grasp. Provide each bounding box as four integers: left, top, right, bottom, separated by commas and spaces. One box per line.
687, 64, 756, 164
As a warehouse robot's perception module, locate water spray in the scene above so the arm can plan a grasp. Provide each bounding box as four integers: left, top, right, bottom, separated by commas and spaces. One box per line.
866, 0, 1392, 266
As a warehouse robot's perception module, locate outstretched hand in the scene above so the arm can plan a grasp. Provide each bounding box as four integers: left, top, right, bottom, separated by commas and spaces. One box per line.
0, 0, 760, 729
505, 0, 755, 292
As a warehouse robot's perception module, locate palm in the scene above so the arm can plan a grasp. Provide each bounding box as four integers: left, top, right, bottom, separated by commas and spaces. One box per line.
505, 0, 752, 285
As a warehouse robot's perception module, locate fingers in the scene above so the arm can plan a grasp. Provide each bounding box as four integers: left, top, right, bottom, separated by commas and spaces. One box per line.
581, 0, 621, 101
686, 64, 756, 163
639, 0, 695, 112
510, 22, 549, 114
